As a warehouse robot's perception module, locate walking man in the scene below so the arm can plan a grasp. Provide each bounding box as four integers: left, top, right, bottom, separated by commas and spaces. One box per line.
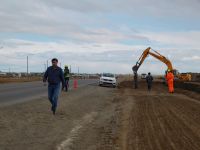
64, 65, 70, 92
146, 72, 153, 91
43, 58, 65, 115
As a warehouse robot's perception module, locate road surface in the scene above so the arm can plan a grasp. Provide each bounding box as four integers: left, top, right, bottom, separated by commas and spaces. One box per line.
0, 79, 98, 106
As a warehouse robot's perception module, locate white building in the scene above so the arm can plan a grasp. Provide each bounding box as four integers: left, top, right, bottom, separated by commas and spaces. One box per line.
0, 72, 7, 76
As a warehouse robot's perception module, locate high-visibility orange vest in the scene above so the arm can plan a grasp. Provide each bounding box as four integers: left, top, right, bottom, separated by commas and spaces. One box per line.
166, 72, 174, 81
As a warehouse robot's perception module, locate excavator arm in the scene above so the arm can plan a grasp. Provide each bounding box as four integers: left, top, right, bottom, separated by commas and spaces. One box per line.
132, 47, 151, 73
132, 47, 191, 82
132, 47, 173, 73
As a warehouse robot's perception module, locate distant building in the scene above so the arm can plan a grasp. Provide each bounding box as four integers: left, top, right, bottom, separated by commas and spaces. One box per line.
0, 72, 7, 76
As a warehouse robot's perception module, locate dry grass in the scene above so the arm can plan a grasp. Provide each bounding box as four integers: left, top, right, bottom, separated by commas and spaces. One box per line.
0, 77, 42, 83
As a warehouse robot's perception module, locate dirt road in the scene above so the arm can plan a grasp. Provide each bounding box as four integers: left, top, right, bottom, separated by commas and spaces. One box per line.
0, 80, 200, 150
117, 81, 200, 150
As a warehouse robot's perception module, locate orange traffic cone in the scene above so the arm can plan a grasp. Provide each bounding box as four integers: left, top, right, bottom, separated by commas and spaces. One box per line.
73, 79, 78, 89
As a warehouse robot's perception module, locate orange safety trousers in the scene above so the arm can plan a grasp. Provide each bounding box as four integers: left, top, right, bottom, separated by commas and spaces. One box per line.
167, 79, 174, 93
166, 72, 174, 93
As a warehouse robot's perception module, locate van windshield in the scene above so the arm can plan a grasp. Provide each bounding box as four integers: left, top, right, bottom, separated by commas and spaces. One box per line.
103, 73, 114, 78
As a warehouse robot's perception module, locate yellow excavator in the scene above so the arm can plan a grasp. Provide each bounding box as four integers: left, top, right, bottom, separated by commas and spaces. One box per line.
132, 47, 191, 81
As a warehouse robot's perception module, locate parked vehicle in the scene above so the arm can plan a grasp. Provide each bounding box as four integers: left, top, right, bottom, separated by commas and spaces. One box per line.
141, 73, 147, 79
99, 73, 117, 88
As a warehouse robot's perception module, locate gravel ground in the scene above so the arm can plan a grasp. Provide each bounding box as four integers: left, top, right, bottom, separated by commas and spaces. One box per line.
0, 81, 200, 150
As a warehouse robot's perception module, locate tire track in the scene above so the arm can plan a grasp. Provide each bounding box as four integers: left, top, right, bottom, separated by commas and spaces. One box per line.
57, 112, 98, 150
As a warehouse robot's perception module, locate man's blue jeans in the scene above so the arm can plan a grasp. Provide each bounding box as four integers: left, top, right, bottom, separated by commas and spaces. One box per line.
48, 83, 60, 112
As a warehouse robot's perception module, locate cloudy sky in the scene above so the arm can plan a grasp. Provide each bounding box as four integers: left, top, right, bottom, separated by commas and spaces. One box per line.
0, 0, 200, 74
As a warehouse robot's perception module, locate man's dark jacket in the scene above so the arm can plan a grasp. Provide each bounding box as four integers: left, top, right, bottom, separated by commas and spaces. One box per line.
43, 66, 65, 86
146, 75, 153, 84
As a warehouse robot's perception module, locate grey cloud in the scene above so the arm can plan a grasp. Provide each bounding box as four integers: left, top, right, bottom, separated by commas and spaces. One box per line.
33, 48, 200, 73
0, 48, 200, 73
42, 0, 108, 13
42, 0, 200, 18
0, 0, 88, 36
54, 50, 135, 63
0, 0, 200, 73
1, 0, 200, 36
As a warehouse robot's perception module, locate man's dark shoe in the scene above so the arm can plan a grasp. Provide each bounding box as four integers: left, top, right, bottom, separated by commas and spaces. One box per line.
52, 107, 56, 115
51, 106, 53, 111
53, 110, 56, 115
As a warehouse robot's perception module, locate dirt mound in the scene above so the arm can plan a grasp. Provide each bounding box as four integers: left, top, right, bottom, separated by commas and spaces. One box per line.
119, 80, 200, 93
118, 80, 133, 88
118, 80, 164, 89
175, 81, 200, 93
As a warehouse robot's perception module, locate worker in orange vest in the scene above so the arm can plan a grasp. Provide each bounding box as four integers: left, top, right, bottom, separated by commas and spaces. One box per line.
166, 70, 174, 93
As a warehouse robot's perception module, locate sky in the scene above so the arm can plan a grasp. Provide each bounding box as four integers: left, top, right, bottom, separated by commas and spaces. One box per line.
0, 0, 200, 74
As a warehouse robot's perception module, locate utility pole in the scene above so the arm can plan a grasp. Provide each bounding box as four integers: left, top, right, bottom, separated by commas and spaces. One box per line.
47, 60, 48, 69
44, 64, 46, 73
27, 56, 29, 77
8, 67, 11, 78
78, 67, 79, 75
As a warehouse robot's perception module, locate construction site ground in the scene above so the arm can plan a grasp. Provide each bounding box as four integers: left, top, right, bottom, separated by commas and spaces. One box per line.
0, 80, 200, 150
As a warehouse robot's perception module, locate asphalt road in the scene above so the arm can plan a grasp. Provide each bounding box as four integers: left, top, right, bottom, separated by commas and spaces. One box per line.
0, 79, 98, 106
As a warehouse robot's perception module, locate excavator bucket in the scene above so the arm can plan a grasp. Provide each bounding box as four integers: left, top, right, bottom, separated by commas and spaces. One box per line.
132, 65, 139, 73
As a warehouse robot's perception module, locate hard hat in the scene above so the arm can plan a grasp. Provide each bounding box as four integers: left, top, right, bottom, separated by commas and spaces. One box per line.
65, 65, 68, 68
